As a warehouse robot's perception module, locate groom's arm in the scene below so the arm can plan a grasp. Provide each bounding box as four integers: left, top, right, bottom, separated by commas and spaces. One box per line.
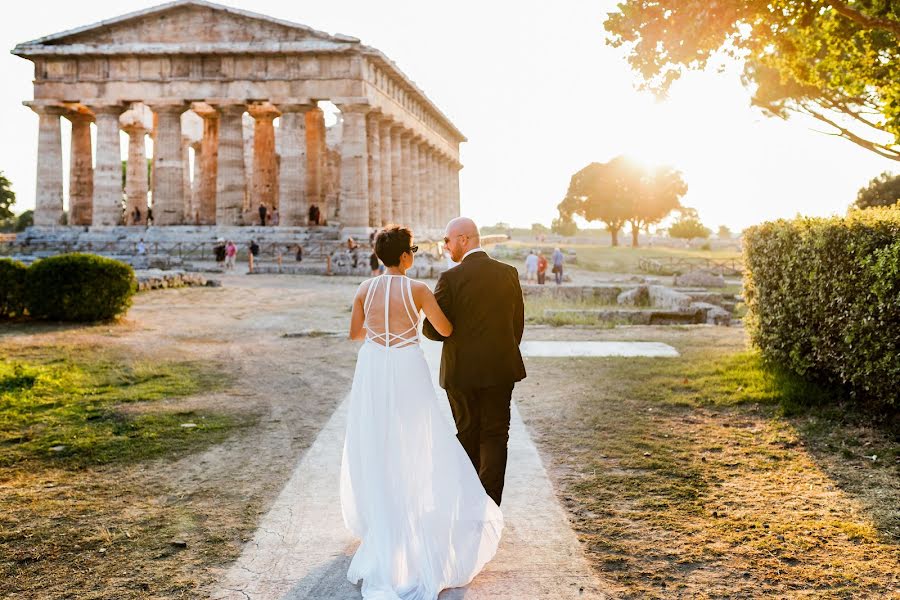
422, 272, 452, 341
511, 268, 525, 345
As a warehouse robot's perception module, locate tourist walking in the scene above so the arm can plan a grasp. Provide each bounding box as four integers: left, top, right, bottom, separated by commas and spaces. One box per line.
136, 239, 146, 256
552, 247, 564, 284
214, 238, 226, 269
537, 251, 548, 285
308, 203, 320, 226
224, 240, 237, 270
524, 250, 538, 283
271, 207, 280, 226
343, 224, 503, 599
258, 203, 267, 226
248, 239, 260, 273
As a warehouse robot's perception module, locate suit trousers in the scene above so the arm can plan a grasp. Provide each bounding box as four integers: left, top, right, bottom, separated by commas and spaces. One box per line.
446, 383, 514, 506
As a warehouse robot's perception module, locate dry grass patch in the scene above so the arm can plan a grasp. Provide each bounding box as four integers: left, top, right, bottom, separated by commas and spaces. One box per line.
516, 328, 899, 599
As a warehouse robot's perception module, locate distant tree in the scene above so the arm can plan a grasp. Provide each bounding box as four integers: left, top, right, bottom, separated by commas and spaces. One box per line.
558, 157, 635, 246
481, 222, 511, 236
551, 216, 578, 237
669, 208, 711, 242
625, 164, 687, 247
605, 0, 900, 161
854, 171, 900, 209
558, 156, 685, 247
717, 225, 732, 240
0, 171, 15, 221
15, 209, 33, 232
531, 222, 549, 237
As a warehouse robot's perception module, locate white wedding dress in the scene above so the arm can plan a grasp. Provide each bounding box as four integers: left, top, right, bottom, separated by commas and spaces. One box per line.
340, 274, 504, 599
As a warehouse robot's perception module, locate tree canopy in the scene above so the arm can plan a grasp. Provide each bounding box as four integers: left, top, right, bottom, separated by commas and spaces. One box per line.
557, 156, 687, 246
0, 171, 15, 221
855, 171, 900, 208
669, 208, 712, 241
605, 0, 900, 161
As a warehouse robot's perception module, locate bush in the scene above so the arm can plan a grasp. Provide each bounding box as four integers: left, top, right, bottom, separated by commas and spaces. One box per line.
743, 207, 900, 407
0, 258, 28, 318
26, 253, 136, 322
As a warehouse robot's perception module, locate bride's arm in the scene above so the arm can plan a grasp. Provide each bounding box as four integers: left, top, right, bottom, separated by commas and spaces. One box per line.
348, 282, 368, 341
413, 281, 453, 337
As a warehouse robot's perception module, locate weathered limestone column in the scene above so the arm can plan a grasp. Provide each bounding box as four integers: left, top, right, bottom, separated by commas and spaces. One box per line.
212, 102, 247, 226
248, 103, 280, 217
197, 109, 218, 225
65, 111, 94, 226
366, 112, 382, 228
90, 103, 126, 227
149, 102, 187, 226
336, 103, 370, 230
28, 103, 65, 226
305, 107, 327, 220
277, 103, 312, 226
190, 141, 202, 225
399, 130, 413, 226
436, 154, 449, 227
451, 160, 462, 220
378, 119, 393, 226
181, 134, 193, 222
409, 138, 421, 230
389, 124, 403, 225
122, 121, 148, 226
416, 140, 428, 230
423, 147, 435, 229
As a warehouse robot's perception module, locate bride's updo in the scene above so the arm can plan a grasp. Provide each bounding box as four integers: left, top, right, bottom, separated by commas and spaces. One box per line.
374, 225, 413, 267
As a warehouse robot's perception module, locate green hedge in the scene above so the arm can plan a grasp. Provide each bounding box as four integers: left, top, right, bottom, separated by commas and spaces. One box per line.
0, 258, 28, 319
743, 207, 900, 406
26, 253, 136, 322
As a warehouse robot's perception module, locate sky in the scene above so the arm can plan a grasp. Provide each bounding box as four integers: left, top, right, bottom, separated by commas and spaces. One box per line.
1, 0, 897, 231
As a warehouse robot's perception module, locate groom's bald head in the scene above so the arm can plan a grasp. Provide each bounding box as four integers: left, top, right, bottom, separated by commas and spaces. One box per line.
444, 217, 481, 262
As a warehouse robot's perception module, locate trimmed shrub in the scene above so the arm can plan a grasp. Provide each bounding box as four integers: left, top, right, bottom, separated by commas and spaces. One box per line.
0, 258, 28, 319
26, 253, 136, 322
743, 207, 900, 406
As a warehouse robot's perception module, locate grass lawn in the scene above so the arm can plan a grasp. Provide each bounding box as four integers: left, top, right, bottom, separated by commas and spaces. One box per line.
516, 327, 898, 598
0, 344, 253, 597
498, 241, 743, 274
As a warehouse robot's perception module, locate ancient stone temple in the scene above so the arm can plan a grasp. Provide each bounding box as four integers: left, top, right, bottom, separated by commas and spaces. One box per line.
13, 0, 464, 237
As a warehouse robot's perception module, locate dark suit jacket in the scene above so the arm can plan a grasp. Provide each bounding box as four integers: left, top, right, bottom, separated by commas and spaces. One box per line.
422, 250, 526, 390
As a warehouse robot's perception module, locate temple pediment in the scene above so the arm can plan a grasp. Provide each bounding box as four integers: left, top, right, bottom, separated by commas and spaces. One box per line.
14, 0, 358, 54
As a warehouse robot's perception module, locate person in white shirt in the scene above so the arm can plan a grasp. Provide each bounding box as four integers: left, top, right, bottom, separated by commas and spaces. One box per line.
524, 250, 538, 283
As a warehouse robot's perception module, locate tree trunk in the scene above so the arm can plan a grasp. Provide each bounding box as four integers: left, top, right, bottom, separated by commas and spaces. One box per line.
631, 222, 640, 247
610, 227, 619, 247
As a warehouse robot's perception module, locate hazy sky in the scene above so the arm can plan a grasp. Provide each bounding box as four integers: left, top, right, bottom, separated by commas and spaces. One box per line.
1, 0, 897, 230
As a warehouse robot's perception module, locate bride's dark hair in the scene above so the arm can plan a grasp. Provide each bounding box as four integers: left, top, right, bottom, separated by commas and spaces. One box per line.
374, 225, 413, 267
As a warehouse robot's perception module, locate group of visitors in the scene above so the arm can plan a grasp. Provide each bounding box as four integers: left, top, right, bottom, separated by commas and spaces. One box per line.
257, 203, 280, 227
524, 248, 564, 284
213, 238, 261, 273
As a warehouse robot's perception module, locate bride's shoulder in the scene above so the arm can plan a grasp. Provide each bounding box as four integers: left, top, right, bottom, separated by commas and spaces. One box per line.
355, 276, 379, 297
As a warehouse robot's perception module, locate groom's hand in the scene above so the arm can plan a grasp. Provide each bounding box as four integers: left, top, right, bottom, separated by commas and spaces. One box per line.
422, 273, 451, 341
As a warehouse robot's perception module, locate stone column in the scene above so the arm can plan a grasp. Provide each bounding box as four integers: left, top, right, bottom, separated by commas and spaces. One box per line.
423, 147, 435, 229
122, 122, 148, 226
90, 104, 125, 227
451, 161, 461, 220
366, 112, 382, 228
211, 103, 247, 226
389, 124, 403, 225
28, 104, 65, 226
305, 107, 326, 221
149, 102, 187, 226
409, 138, 421, 230
190, 141, 202, 225
182, 134, 193, 223
277, 103, 312, 226
196, 110, 218, 225
378, 119, 393, 226
399, 131, 413, 226
337, 103, 370, 231
416, 141, 429, 230
248, 103, 280, 219
65, 112, 94, 226
434, 154, 450, 229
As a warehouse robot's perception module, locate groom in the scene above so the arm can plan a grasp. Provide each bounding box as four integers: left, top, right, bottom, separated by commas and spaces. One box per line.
423, 217, 526, 506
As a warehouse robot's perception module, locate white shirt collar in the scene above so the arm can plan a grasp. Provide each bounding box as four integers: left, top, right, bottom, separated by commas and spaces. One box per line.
462, 247, 486, 260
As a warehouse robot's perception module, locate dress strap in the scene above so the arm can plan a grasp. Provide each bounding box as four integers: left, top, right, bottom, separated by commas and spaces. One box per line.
383, 275, 392, 348
363, 276, 379, 314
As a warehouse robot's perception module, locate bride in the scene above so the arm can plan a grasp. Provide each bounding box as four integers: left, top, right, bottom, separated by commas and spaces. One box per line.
341, 225, 503, 600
